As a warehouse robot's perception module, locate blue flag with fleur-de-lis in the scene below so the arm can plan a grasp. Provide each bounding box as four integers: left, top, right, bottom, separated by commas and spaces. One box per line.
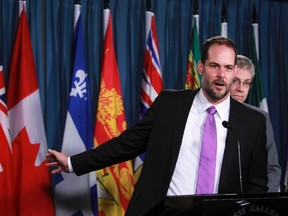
54, 4, 98, 216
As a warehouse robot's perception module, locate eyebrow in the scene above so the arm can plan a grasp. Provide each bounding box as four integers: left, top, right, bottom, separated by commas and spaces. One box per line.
234, 77, 252, 82
208, 62, 234, 66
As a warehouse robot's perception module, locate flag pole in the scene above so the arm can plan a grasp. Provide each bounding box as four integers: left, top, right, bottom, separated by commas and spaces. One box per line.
221, 1, 228, 37
193, 0, 199, 32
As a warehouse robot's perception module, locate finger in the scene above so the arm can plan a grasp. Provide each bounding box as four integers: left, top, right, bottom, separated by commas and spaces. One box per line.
46, 151, 55, 159
48, 149, 57, 155
51, 167, 62, 174
45, 155, 55, 161
51, 169, 59, 174
46, 152, 54, 156
46, 161, 58, 167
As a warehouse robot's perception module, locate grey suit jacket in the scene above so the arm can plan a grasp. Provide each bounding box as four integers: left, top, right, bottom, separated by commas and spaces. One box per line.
71, 89, 268, 216
244, 103, 281, 192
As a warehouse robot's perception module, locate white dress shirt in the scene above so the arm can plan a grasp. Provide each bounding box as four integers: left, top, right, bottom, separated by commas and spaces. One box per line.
67, 157, 74, 173
167, 89, 230, 196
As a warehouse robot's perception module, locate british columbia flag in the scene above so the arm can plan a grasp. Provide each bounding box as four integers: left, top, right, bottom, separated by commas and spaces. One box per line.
134, 10, 163, 179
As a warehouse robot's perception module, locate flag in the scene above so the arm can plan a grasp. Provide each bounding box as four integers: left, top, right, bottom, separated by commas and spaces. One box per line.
185, 15, 201, 90
133, 10, 163, 181
94, 9, 134, 216
6, 4, 54, 216
0, 56, 16, 215
54, 4, 98, 216
140, 10, 163, 117
247, 22, 269, 112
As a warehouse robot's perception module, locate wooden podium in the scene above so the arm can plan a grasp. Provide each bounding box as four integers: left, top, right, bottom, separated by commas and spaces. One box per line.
171, 192, 288, 216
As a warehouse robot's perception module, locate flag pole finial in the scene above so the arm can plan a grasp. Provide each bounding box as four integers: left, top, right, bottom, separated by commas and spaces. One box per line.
74, 0, 81, 5
146, 0, 151, 11
193, 0, 199, 15
252, 4, 258, 23
221, 1, 227, 23
104, 0, 110, 9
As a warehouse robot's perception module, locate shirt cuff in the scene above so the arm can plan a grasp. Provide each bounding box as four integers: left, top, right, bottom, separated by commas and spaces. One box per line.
67, 157, 74, 173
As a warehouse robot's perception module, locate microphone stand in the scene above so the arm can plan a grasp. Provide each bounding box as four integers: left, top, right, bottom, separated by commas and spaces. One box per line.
222, 121, 243, 194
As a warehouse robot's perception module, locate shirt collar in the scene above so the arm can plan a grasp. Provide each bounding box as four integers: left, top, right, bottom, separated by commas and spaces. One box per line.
194, 88, 230, 121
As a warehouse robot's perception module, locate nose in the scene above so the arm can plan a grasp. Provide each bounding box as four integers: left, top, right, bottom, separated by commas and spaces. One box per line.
217, 67, 226, 78
236, 83, 244, 91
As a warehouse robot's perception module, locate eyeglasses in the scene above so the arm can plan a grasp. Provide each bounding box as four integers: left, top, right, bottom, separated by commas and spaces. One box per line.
232, 78, 252, 89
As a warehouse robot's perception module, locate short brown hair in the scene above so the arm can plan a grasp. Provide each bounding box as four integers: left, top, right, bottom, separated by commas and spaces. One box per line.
201, 36, 237, 64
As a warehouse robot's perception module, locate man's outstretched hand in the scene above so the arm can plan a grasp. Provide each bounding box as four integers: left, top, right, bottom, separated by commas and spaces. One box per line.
46, 149, 70, 174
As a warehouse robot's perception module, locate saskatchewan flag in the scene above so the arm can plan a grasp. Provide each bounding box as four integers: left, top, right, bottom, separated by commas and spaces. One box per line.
247, 23, 269, 112
185, 16, 201, 90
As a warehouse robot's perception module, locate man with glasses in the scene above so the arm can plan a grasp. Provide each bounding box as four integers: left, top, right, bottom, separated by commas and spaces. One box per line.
230, 54, 281, 192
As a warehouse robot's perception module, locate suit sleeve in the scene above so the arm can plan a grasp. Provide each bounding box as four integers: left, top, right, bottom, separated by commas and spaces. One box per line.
265, 112, 281, 192
244, 111, 268, 193
70, 90, 165, 176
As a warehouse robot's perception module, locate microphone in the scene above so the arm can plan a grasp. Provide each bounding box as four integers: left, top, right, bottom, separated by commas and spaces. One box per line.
222, 121, 243, 194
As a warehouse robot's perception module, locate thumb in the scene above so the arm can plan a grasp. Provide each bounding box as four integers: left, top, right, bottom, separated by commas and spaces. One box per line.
48, 149, 58, 155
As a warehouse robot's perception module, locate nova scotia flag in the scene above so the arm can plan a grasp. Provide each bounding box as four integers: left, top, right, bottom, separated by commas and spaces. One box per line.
54, 4, 97, 216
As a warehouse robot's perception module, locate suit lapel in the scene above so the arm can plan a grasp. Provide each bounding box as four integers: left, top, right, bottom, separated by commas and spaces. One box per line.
219, 98, 243, 193
169, 90, 197, 173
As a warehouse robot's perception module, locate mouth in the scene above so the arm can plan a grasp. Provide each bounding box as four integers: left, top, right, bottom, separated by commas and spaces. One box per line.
232, 94, 244, 101
214, 81, 226, 90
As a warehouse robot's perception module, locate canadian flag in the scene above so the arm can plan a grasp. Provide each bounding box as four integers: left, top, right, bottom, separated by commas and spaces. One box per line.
6, 5, 54, 216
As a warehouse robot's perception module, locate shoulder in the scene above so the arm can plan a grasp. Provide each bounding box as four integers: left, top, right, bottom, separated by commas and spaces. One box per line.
230, 98, 266, 122
243, 103, 269, 117
157, 88, 199, 100
149, 89, 199, 111
160, 88, 198, 95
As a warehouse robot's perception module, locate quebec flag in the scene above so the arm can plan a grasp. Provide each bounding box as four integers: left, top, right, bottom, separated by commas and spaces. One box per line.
54, 4, 98, 216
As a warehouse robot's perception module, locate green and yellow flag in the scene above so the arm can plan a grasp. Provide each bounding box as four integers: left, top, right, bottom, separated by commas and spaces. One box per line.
185, 16, 201, 90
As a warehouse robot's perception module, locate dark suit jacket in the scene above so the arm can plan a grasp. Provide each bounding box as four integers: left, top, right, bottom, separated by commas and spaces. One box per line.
71, 89, 268, 216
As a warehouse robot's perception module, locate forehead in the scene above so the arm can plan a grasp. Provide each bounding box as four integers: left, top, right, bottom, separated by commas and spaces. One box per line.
207, 44, 236, 65
235, 68, 253, 80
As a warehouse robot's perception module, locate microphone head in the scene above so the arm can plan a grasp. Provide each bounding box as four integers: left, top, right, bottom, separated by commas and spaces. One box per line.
222, 121, 231, 129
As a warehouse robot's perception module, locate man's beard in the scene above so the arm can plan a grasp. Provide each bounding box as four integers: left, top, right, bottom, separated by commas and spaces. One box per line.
202, 79, 231, 102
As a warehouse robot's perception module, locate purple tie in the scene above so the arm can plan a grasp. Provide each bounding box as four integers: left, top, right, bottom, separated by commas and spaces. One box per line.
196, 106, 217, 194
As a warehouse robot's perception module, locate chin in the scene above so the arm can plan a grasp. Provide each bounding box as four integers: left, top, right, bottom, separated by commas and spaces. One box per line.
232, 96, 244, 103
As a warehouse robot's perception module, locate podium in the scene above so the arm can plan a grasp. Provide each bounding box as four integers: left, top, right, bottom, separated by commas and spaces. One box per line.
170, 192, 288, 216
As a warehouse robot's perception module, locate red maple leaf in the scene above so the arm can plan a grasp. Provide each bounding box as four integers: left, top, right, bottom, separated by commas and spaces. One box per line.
12, 127, 54, 216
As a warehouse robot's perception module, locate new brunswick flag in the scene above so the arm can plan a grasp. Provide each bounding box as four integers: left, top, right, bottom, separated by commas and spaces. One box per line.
94, 9, 134, 216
